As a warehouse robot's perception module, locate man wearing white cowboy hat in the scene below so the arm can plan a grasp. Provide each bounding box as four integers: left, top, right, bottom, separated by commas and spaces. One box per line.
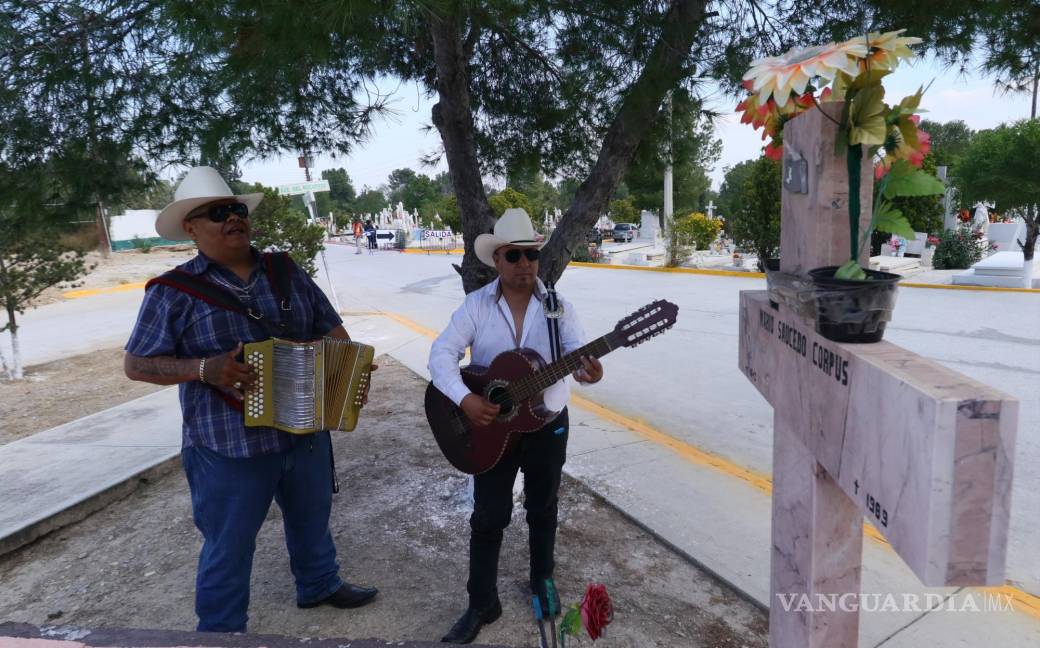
124, 166, 377, 633
429, 207, 604, 644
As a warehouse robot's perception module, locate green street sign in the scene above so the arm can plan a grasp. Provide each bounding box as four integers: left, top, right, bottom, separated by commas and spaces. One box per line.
276, 180, 331, 196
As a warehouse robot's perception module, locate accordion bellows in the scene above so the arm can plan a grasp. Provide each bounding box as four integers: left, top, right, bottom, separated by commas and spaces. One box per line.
244, 337, 374, 433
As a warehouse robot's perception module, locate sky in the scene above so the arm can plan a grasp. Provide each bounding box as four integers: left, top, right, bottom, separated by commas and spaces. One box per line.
238, 55, 1033, 196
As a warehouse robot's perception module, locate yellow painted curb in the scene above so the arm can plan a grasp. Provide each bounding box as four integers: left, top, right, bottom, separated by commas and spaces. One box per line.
570, 261, 766, 279
570, 261, 1040, 293
365, 306, 1040, 619
899, 282, 1040, 294
63, 282, 147, 299
403, 248, 464, 255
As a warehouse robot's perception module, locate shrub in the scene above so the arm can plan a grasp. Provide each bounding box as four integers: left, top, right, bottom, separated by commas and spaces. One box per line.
131, 236, 153, 253
931, 225, 988, 269
673, 211, 722, 250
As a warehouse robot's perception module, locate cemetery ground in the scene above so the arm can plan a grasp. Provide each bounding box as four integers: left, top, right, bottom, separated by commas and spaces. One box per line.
0, 354, 768, 648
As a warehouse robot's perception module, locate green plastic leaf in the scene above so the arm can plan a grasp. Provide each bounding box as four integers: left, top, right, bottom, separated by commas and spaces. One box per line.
560, 606, 582, 638
848, 69, 892, 91
898, 86, 925, 112
874, 201, 917, 239
848, 85, 887, 146
834, 259, 868, 280
882, 160, 945, 197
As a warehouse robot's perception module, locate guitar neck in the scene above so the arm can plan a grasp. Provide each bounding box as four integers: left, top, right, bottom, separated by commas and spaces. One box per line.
510, 334, 616, 403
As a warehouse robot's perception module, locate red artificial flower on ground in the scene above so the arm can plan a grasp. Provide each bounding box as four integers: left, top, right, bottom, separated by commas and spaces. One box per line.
580, 583, 614, 640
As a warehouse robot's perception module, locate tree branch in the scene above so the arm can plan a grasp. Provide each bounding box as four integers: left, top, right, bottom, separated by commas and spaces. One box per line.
540, 0, 711, 283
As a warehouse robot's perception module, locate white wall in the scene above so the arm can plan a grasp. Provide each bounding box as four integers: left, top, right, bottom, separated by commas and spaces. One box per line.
110, 209, 160, 241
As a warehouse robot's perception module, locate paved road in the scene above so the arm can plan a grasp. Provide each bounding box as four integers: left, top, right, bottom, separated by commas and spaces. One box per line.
8, 243, 1039, 597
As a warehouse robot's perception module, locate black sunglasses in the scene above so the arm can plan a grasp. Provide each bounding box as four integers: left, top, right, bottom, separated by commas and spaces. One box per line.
501, 248, 540, 263
188, 202, 249, 223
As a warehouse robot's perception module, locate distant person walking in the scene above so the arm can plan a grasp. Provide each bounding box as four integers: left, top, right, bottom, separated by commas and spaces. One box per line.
352, 219, 364, 255
364, 221, 377, 254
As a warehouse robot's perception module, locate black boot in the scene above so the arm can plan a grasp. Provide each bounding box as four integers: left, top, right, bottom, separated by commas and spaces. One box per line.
298, 582, 378, 609
440, 598, 503, 644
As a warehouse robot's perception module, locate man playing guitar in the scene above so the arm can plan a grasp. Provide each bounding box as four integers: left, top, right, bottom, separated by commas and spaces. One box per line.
428, 208, 603, 644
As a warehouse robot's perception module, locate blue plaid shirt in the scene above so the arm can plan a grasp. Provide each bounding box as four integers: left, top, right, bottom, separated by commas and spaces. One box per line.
125, 248, 343, 457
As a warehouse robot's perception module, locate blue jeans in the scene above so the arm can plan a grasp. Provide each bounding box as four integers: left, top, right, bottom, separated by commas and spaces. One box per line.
182, 431, 343, 632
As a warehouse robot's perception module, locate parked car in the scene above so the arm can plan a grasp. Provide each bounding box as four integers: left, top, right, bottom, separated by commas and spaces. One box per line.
612, 222, 639, 242
586, 228, 603, 245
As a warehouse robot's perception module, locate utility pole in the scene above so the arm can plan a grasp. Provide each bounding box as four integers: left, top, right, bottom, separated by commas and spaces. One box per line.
662, 92, 674, 229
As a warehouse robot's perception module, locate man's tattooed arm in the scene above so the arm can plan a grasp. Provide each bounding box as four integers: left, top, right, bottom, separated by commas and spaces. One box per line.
124, 353, 198, 385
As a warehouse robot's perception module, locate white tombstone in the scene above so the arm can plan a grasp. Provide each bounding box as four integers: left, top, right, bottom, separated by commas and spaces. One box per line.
705, 200, 716, 219
638, 210, 659, 241
973, 202, 990, 229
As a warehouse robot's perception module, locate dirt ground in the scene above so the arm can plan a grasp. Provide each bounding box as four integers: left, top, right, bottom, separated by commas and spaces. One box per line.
0, 348, 165, 446
0, 355, 768, 647
35, 246, 197, 306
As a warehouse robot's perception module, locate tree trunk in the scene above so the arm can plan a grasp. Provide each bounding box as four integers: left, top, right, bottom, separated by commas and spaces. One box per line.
539, 0, 709, 284
0, 337, 11, 381
1031, 65, 1038, 120
1021, 204, 1037, 288
96, 199, 112, 258
5, 304, 21, 380
427, 10, 497, 294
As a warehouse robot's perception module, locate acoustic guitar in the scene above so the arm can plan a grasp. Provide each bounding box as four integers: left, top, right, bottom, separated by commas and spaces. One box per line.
424, 299, 678, 474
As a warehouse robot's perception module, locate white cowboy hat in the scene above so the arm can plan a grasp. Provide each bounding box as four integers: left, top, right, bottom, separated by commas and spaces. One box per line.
475, 208, 545, 267
155, 166, 264, 241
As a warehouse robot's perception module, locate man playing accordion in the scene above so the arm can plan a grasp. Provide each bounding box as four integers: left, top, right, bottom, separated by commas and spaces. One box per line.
124, 166, 377, 633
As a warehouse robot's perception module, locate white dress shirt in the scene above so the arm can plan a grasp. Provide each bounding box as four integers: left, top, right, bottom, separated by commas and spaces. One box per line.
428, 277, 586, 412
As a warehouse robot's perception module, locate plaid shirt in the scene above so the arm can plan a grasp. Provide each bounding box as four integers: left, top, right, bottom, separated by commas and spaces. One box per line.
125, 248, 342, 457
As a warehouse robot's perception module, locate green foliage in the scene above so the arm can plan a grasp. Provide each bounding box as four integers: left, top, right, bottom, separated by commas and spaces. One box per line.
932, 226, 988, 269
387, 168, 441, 211
717, 160, 757, 221
864, 160, 946, 265
673, 212, 722, 251
957, 119, 1040, 259
881, 154, 945, 235
424, 194, 460, 233
725, 157, 782, 271
245, 187, 327, 277
608, 198, 639, 224
920, 120, 975, 176
957, 120, 1040, 219
622, 92, 722, 215
0, 213, 90, 377
488, 187, 533, 218
130, 236, 154, 253
323, 168, 356, 204
353, 189, 388, 216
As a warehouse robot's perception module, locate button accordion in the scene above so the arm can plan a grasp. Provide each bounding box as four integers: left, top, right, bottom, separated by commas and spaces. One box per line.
243, 337, 374, 433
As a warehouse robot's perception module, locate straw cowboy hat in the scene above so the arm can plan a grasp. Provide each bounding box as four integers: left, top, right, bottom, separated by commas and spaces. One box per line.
475, 208, 546, 267
155, 166, 264, 241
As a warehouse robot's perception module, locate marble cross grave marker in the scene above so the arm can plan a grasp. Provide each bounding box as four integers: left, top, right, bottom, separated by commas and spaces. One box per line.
736, 104, 1018, 648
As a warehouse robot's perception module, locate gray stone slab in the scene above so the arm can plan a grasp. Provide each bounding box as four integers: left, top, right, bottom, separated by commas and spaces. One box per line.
0, 622, 506, 647
0, 388, 181, 555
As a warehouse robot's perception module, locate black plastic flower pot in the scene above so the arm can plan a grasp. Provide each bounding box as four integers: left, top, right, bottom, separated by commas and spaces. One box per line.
764, 258, 780, 310
808, 266, 900, 343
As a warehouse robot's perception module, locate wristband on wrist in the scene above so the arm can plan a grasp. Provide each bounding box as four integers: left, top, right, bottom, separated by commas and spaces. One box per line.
199, 357, 207, 383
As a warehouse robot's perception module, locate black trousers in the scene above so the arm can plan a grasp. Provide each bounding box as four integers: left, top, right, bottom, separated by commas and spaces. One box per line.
467, 409, 569, 609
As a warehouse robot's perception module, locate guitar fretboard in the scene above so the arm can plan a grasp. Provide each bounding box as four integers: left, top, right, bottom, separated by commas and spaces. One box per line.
508, 335, 614, 403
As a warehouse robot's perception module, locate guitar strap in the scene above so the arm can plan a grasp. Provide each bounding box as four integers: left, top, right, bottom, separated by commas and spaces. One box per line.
543, 282, 564, 363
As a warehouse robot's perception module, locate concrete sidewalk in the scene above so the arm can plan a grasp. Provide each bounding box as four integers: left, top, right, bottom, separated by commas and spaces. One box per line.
2, 312, 1038, 647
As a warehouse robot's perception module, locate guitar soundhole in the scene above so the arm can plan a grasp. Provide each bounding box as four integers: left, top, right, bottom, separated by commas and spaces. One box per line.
486, 385, 515, 419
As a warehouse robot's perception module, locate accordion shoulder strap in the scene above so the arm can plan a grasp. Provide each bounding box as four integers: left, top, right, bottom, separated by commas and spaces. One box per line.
144, 253, 301, 413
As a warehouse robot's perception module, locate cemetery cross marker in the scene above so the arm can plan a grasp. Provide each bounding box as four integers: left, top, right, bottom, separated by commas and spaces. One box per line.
737, 103, 1018, 647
